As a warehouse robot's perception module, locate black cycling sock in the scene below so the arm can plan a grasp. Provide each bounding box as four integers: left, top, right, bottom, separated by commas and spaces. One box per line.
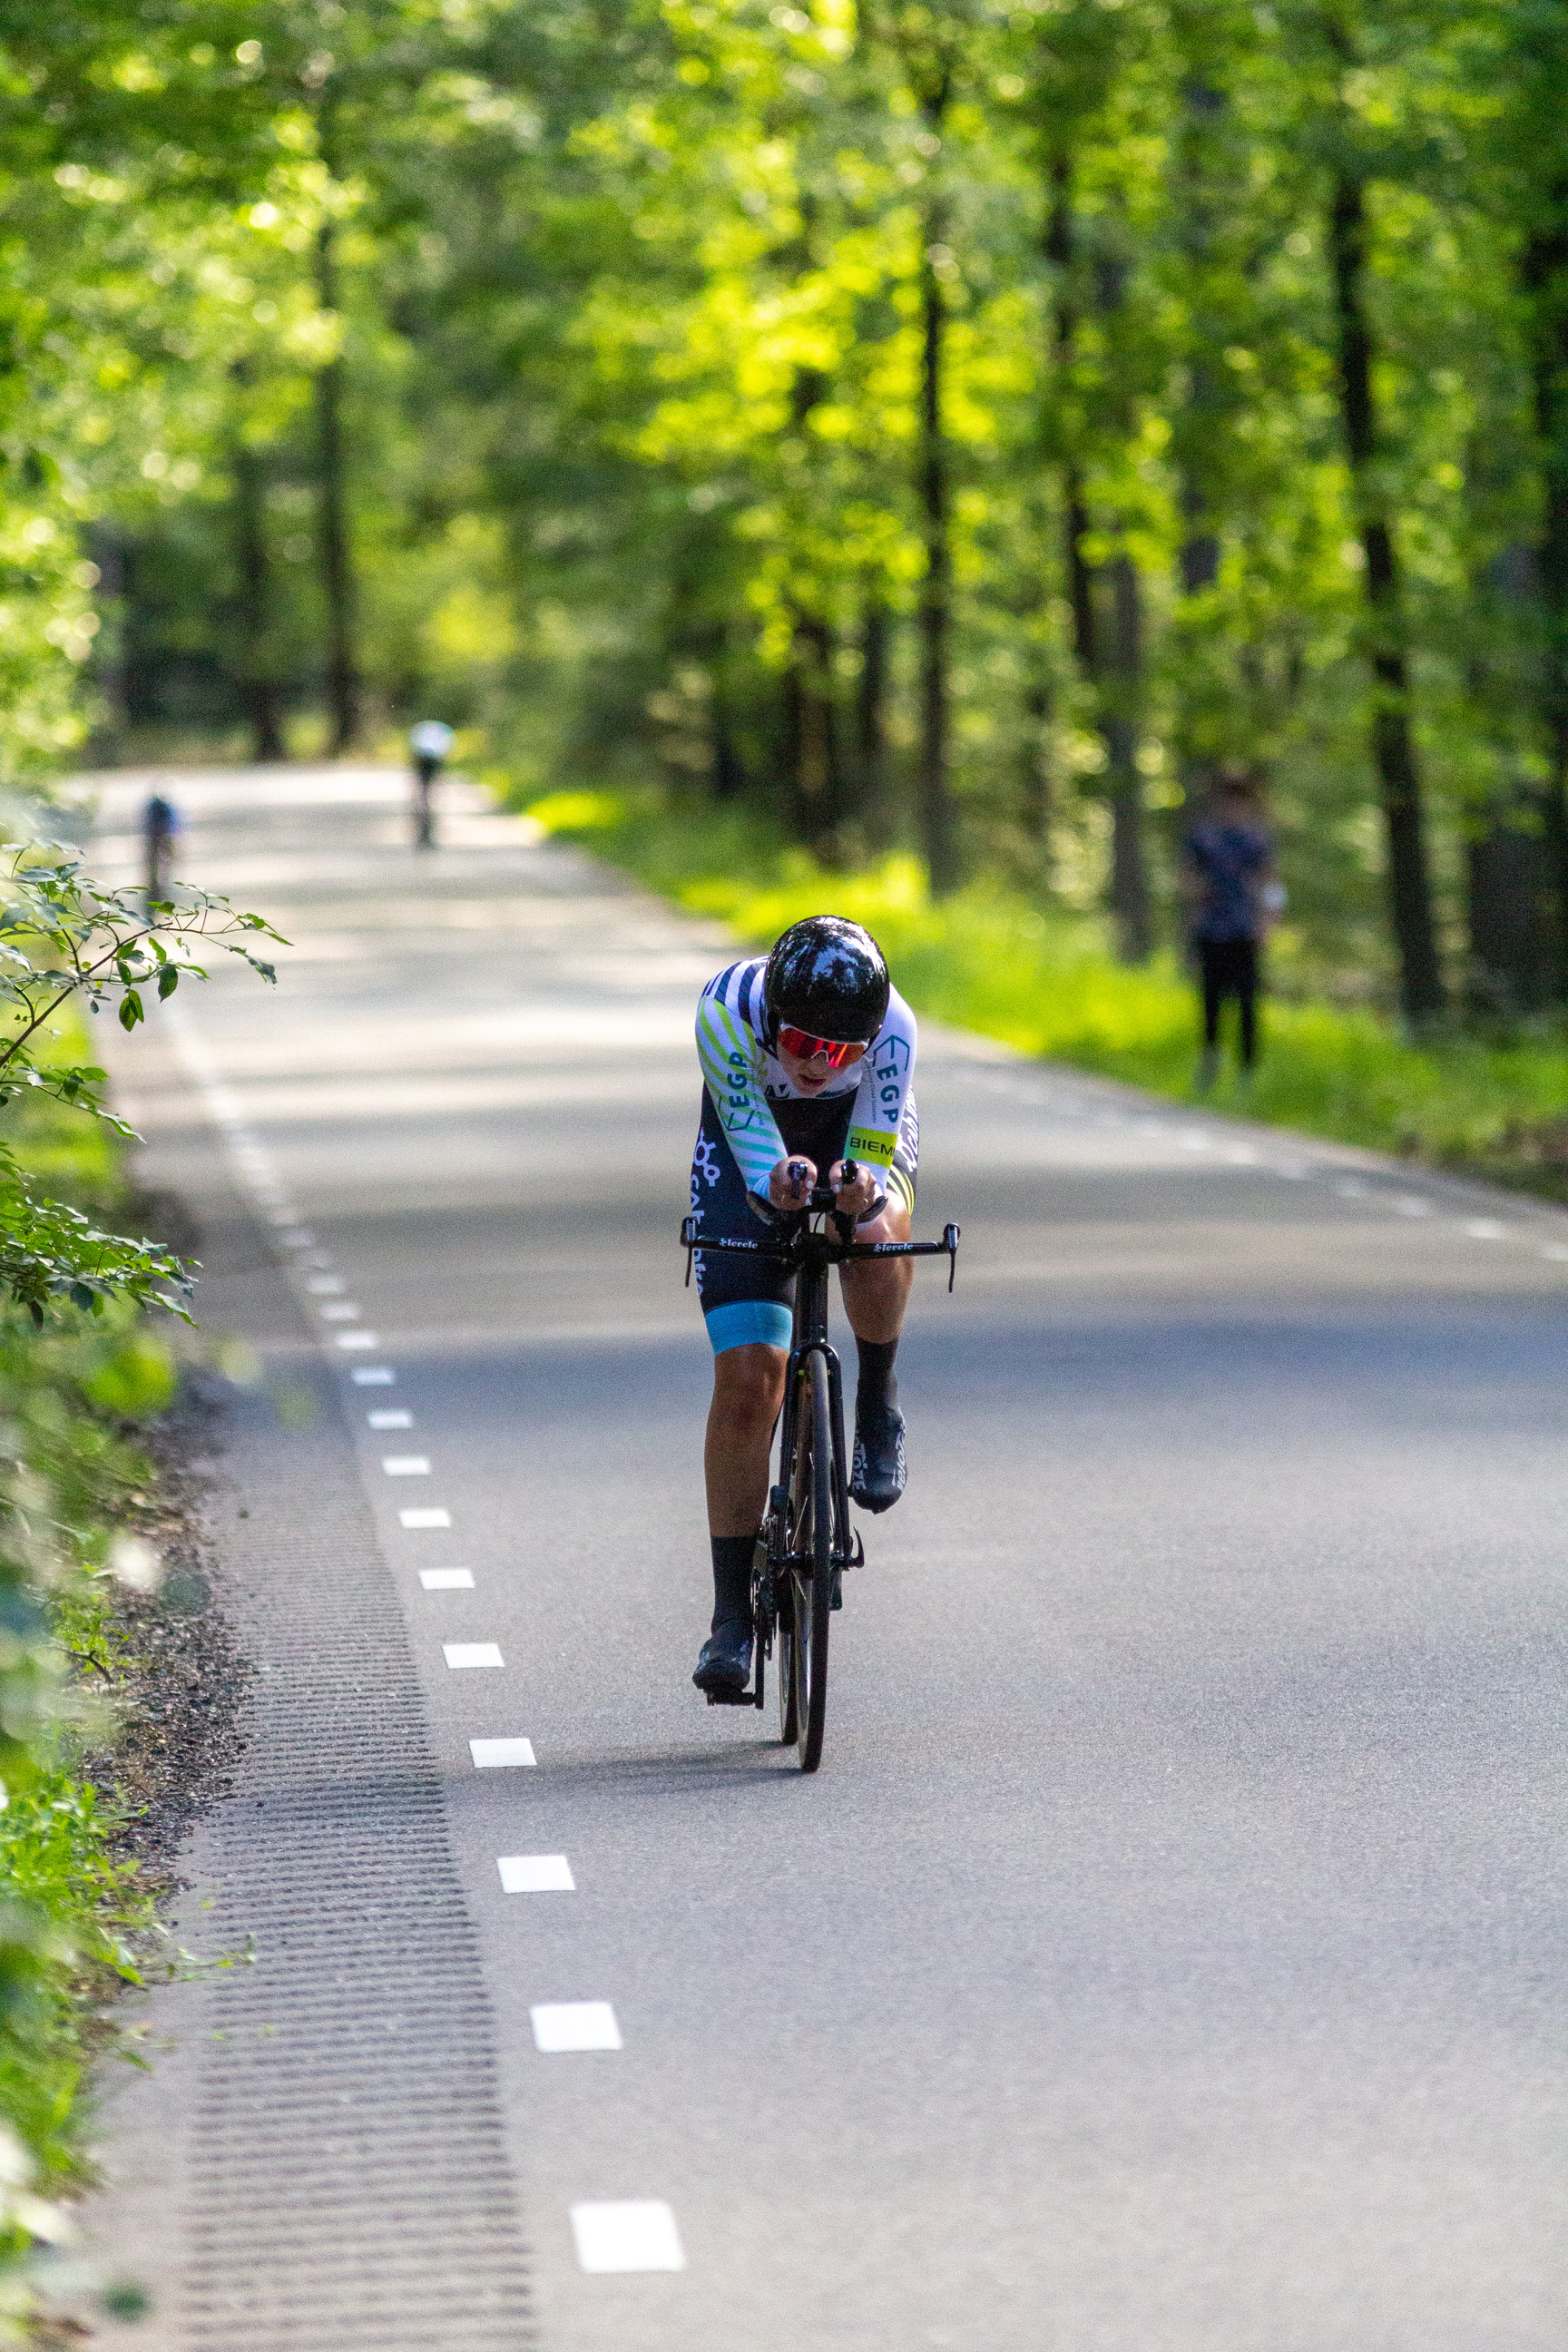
710, 1534, 755, 1632
854, 1335, 899, 1422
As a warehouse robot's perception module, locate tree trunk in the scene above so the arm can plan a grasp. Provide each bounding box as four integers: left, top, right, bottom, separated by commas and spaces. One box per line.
777, 363, 847, 856
1045, 162, 1099, 680
1467, 808, 1550, 1016
1465, 545, 1552, 1014
787, 613, 845, 860
1171, 64, 1225, 809
1045, 153, 1151, 956
1105, 554, 1151, 960
1019, 673, 1054, 885
854, 596, 889, 829
711, 702, 744, 801
1522, 211, 1568, 991
312, 152, 360, 755
917, 181, 957, 897
85, 526, 129, 755
1174, 73, 1224, 605
1326, 169, 1445, 1024
230, 373, 285, 762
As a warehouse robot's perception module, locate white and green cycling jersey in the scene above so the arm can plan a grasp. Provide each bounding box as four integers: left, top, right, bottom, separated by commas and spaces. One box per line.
695, 955, 917, 1212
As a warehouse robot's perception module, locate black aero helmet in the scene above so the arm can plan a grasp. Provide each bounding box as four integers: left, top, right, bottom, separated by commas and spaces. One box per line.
762, 916, 890, 1047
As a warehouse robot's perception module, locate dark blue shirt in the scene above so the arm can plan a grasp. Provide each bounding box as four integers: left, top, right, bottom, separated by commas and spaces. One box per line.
1185, 818, 1270, 943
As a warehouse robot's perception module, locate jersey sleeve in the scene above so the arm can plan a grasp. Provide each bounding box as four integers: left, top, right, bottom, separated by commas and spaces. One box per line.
695, 982, 787, 1205
847, 986, 916, 1181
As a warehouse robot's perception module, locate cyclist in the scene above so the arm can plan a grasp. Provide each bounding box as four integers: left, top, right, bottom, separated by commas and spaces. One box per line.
408, 719, 455, 849
142, 791, 179, 916
689, 916, 918, 1698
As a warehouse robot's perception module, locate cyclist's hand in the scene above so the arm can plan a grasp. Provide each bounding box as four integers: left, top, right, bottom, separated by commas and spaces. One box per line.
829, 1160, 879, 1220
769, 1156, 817, 1210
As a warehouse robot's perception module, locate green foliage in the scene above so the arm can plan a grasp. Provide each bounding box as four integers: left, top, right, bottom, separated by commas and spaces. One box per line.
0, 1273, 185, 2291
0, 1765, 149, 2204
0, 824, 280, 2307
528, 781, 1568, 1181
6, 0, 1568, 1012
0, 841, 282, 1323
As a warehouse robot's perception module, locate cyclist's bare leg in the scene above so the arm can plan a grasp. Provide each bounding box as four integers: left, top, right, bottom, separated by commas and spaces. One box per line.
704, 1342, 788, 1536
838, 1197, 912, 1509
838, 1197, 913, 1340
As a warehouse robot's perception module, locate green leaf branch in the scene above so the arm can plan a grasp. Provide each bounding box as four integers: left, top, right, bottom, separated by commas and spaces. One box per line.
0, 844, 286, 1325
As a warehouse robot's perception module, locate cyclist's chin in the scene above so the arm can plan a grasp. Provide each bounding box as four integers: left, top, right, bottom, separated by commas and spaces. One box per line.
794, 1072, 828, 1094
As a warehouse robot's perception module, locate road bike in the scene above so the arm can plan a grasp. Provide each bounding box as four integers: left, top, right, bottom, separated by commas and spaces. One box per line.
682, 1169, 959, 1772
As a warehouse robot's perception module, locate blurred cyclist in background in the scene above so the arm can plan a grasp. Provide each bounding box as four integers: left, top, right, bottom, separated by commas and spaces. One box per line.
408, 720, 455, 849
142, 791, 179, 917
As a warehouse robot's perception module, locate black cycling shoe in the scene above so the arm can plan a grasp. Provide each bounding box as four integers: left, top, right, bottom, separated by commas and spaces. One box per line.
692, 1618, 753, 1699
850, 1400, 906, 1514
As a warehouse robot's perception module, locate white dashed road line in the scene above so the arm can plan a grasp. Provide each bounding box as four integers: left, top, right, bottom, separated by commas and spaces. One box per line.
352, 1366, 396, 1385
337, 1330, 378, 1350
570, 2202, 684, 2275
419, 1568, 474, 1591
382, 1455, 431, 1476
444, 1642, 503, 1670
532, 2003, 622, 2053
368, 1409, 412, 1428
399, 1506, 450, 1529
470, 1739, 535, 1769
499, 1855, 574, 1892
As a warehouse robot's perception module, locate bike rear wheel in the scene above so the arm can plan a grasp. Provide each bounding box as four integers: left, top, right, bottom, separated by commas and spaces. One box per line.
789, 1348, 834, 1772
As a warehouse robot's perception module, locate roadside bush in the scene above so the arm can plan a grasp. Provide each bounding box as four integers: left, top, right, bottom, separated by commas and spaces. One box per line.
0, 842, 279, 2329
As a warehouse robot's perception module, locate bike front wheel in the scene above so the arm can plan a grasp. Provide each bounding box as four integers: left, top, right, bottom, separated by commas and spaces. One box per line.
789, 1348, 834, 1772
775, 1542, 799, 1746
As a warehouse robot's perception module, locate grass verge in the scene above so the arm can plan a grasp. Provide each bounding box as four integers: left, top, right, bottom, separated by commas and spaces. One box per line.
519, 787, 1568, 1199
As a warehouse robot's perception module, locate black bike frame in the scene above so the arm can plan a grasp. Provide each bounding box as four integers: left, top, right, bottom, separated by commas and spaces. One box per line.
681, 1182, 959, 1570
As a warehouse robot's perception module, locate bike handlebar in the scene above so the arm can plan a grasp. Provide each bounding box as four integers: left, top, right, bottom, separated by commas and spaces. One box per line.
680, 1209, 962, 1290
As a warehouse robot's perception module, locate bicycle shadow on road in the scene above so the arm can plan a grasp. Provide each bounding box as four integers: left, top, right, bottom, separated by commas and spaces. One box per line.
490, 1740, 810, 1797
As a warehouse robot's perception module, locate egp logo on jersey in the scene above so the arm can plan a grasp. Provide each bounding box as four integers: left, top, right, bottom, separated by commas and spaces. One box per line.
848, 1033, 909, 1169
870, 1033, 909, 1113
724, 1041, 773, 1136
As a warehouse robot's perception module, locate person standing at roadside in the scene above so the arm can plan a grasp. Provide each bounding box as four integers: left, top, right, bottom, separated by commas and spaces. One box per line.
1181, 768, 1282, 1093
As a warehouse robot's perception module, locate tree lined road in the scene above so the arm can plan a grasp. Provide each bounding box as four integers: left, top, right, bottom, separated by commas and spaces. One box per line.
83, 765, 1563, 2352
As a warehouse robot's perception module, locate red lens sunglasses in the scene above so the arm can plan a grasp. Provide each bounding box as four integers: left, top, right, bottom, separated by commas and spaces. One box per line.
777, 1024, 871, 1071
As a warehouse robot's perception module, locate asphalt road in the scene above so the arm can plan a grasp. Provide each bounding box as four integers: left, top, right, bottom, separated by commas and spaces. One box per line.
80, 763, 1563, 2351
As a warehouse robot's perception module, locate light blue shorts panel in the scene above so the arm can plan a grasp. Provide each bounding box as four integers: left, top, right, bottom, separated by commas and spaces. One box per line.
704, 1299, 793, 1356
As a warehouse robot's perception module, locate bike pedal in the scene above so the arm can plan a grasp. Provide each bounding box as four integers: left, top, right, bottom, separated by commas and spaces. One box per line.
704, 1686, 756, 1707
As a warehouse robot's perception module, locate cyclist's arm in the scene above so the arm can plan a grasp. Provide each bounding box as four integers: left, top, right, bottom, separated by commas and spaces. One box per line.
695, 993, 789, 1214
845, 988, 916, 1220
